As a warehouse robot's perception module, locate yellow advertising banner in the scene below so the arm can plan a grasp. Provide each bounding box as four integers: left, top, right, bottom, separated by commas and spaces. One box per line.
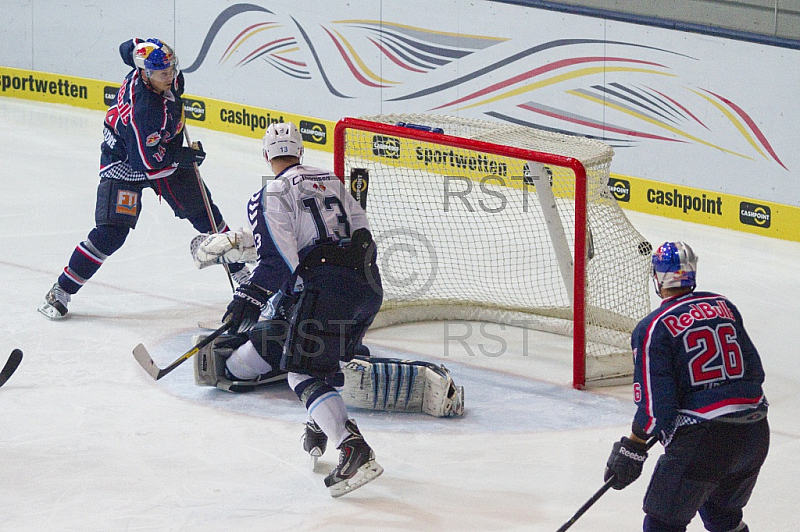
608, 173, 800, 242
2, 65, 798, 242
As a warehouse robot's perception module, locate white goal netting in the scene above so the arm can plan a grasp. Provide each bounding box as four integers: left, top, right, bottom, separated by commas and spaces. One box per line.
334, 114, 651, 386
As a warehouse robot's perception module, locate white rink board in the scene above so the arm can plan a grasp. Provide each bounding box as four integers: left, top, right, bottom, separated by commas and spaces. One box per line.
1, 1, 799, 207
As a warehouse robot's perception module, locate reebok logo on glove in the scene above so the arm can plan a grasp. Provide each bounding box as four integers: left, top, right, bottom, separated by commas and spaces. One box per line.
618, 447, 647, 462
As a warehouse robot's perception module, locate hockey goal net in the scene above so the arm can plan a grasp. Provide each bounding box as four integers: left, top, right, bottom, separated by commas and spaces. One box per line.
333, 114, 651, 388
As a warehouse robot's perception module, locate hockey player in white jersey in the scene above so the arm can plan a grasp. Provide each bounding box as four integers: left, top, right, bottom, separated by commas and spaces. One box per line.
219, 122, 385, 497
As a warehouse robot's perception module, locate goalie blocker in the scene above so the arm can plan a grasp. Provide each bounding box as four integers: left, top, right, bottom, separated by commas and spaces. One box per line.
193, 334, 464, 417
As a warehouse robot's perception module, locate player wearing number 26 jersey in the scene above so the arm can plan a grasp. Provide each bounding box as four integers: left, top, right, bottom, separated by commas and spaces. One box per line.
631, 289, 766, 441
604, 242, 768, 532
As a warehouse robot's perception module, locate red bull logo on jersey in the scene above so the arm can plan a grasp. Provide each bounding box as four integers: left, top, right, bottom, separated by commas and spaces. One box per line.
312, 183, 326, 191
115, 190, 139, 216
145, 132, 161, 147
663, 300, 735, 336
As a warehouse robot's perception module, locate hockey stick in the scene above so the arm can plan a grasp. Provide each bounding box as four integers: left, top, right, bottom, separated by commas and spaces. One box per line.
555, 437, 657, 532
133, 320, 229, 381
184, 125, 235, 291
0, 349, 23, 387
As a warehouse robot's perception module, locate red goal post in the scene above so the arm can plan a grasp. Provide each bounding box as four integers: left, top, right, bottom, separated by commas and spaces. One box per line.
333, 115, 651, 388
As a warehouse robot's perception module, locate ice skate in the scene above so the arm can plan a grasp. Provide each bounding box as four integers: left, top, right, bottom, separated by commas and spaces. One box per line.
302, 419, 328, 470
38, 282, 71, 319
324, 420, 383, 497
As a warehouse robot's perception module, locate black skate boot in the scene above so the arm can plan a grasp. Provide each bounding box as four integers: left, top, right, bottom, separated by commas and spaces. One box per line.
323, 420, 383, 497
302, 419, 328, 470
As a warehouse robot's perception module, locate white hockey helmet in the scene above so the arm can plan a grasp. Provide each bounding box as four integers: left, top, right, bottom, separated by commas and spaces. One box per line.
133, 39, 179, 78
263, 122, 304, 162
651, 241, 698, 295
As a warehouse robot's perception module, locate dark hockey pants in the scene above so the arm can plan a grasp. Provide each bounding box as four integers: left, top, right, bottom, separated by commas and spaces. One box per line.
58, 171, 235, 294
281, 264, 382, 380
642, 418, 769, 532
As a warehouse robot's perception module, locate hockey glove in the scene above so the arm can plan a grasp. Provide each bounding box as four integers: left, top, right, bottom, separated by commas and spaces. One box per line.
176, 141, 206, 168
223, 282, 272, 334
604, 436, 649, 490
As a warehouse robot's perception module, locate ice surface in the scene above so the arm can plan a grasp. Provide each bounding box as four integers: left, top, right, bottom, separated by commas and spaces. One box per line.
1, 98, 798, 530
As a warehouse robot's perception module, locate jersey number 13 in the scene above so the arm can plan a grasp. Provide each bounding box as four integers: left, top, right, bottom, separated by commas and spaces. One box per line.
302, 196, 351, 244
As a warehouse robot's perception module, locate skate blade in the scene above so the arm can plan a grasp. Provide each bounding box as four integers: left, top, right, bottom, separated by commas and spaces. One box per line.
38, 302, 66, 320
308, 446, 324, 471
329, 460, 384, 498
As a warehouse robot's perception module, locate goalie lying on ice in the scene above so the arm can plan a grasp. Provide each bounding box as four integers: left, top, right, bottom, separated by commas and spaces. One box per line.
192, 321, 465, 418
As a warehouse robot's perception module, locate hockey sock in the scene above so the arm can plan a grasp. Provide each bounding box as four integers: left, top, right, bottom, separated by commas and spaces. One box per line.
225, 341, 273, 380
288, 373, 349, 446
58, 225, 129, 294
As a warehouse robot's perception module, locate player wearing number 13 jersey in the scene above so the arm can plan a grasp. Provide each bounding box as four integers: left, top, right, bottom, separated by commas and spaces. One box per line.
220, 122, 384, 497
246, 130, 370, 294
604, 242, 768, 532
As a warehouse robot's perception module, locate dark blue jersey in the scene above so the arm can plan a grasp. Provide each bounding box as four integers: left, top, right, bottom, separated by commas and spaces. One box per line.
99, 39, 186, 182
631, 290, 766, 440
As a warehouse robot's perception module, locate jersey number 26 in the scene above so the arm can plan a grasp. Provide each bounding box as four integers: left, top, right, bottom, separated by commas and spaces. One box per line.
685, 324, 744, 386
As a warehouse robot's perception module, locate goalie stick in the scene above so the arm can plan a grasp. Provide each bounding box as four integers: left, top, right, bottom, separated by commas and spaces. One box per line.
555, 437, 657, 532
133, 320, 229, 381
0, 349, 23, 387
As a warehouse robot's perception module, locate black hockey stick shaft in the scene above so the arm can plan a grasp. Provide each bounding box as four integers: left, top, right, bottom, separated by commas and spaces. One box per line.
555, 437, 657, 532
133, 320, 229, 381
184, 125, 235, 292
0, 349, 23, 387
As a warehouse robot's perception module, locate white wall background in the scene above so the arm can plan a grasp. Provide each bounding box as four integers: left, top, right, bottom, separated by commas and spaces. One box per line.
2, 0, 799, 207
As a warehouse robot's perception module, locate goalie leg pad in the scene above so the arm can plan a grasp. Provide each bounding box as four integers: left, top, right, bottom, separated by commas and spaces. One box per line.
341, 356, 464, 417
192, 335, 287, 393
193, 334, 227, 387
423, 363, 464, 417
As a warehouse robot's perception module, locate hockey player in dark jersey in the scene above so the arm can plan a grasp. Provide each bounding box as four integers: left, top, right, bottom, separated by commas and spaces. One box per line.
604, 241, 769, 532
39, 38, 248, 319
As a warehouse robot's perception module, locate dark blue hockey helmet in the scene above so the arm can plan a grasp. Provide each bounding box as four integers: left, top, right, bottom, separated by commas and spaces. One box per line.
133, 39, 179, 78
651, 241, 697, 295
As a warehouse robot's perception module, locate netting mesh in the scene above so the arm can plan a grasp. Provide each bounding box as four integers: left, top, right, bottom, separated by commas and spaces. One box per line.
337, 114, 651, 384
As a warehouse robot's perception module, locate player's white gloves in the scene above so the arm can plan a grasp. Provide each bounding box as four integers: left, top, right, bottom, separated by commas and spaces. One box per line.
604, 436, 649, 490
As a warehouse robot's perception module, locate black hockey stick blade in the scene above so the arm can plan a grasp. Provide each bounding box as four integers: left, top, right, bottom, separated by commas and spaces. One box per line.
0, 349, 23, 387
555, 438, 657, 532
133, 320, 230, 381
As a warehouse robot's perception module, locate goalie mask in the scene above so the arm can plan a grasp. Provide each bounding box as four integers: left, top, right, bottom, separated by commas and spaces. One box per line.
651, 241, 698, 296
133, 39, 179, 81
263, 122, 304, 162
